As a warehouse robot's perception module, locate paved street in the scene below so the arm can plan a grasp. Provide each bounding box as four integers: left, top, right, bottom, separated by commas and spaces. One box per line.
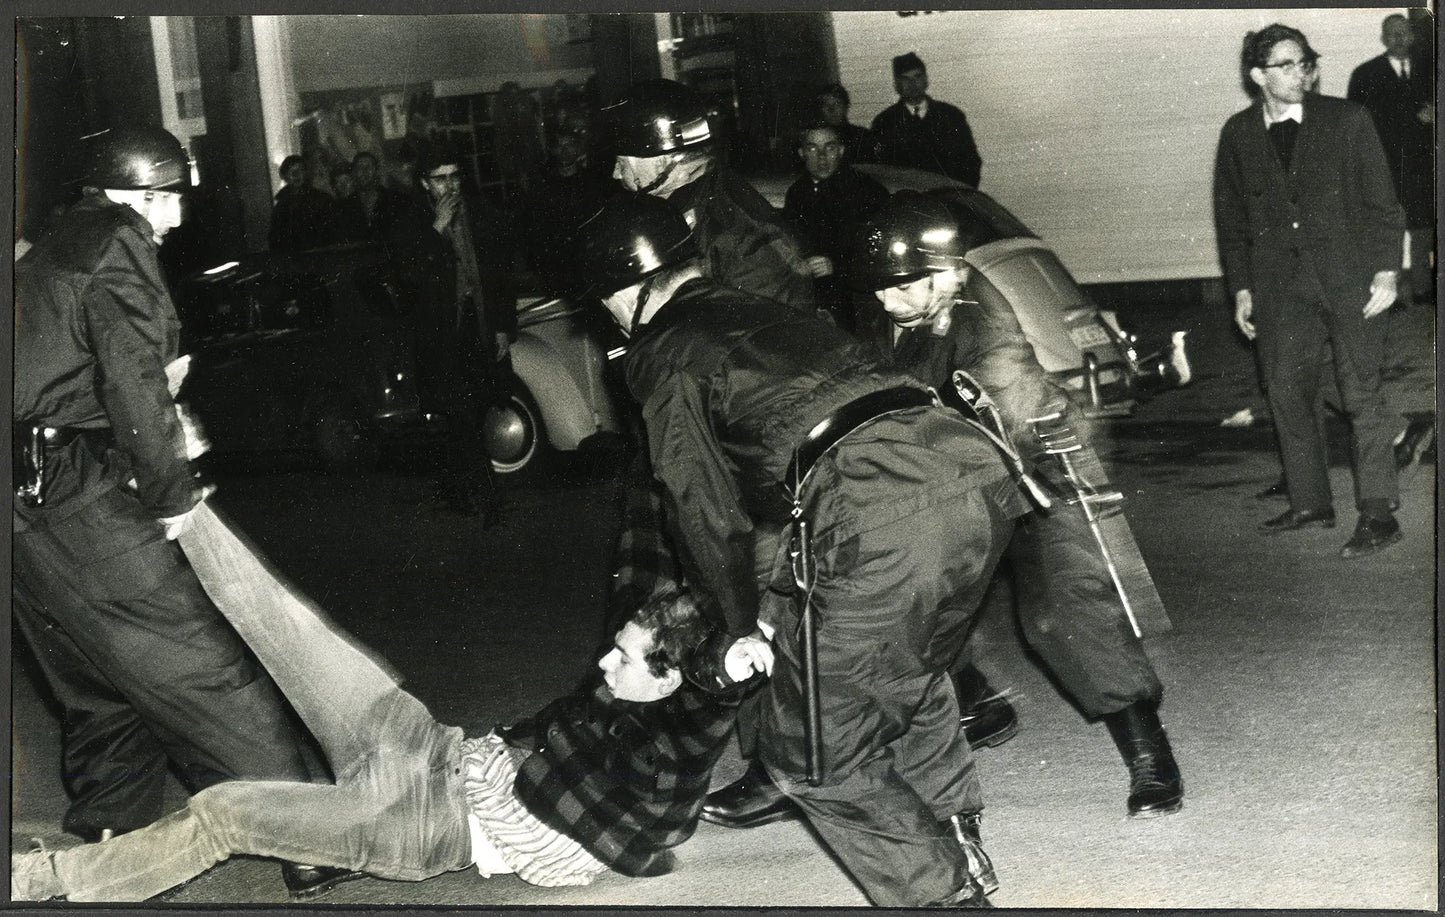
9, 298, 1437, 909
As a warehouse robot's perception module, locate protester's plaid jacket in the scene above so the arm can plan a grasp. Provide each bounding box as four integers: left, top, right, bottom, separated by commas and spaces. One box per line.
510, 674, 745, 877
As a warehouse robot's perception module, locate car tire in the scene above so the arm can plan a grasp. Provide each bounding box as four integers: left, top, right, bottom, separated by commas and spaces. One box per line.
484, 384, 550, 476
312, 396, 380, 473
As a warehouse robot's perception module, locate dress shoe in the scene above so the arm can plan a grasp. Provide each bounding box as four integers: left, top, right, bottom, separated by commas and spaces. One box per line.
1393, 418, 1436, 471
1253, 477, 1288, 500
1339, 513, 1402, 559
946, 811, 998, 895
960, 692, 1020, 750
1257, 507, 1335, 533
280, 862, 367, 900
700, 760, 800, 828
1103, 702, 1183, 817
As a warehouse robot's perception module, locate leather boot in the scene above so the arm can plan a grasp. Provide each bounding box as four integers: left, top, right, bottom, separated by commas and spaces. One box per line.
699, 759, 800, 829
953, 665, 1020, 750
929, 875, 993, 908
945, 811, 998, 895
1103, 701, 1183, 817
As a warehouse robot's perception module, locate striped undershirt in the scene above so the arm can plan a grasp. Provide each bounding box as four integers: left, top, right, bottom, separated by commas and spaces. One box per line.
459, 732, 607, 887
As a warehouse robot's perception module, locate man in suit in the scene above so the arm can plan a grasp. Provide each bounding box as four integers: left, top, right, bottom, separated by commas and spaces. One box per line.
871, 52, 982, 187
1348, 13, 1434, 306
1213, 23, 1406, 558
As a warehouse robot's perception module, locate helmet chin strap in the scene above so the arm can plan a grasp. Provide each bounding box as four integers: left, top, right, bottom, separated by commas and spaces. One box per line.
631, 276, 658, 336
637, 158, 676, 196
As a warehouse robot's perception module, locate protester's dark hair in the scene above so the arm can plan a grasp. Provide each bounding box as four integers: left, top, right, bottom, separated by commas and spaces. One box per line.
817, 83, 850, 107
416, 140, 461, 179
352, 151, 379, 169
278, 154, 304, 178
1240, 24, 1319, 97
797, 120, 841, 146
631, 589, 710, 678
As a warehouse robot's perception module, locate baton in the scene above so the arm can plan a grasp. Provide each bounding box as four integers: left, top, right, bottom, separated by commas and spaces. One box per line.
1031, 415, 1143, 638
791, 512, 824, 786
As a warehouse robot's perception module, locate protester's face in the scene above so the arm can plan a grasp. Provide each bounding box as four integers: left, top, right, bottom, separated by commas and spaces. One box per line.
613, 154, 669, 195
598, 622, 679, 702
422, 164, 463, 205
876, 267, 959, 327
1251, 39, 1312, 107
332, 172, 356, 198
1383, 17, 1414, 58
818, 95, 847, 127
799, 128, 844, 181
894, 67, 928, 105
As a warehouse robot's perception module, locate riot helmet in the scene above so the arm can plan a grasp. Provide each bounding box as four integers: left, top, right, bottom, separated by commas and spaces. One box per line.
573, 192, 699, 301
850, 190, 967, 291
81, 127, 190, 191
605, 79, 713, 158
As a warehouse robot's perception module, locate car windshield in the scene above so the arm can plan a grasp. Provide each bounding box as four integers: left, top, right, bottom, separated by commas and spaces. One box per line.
177, 269, 334, 346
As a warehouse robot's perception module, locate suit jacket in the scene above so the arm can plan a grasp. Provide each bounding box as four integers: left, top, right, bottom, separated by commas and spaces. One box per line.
871, 96, 982, 187
1212, 94, 1404, 313
1347, 54, 1434, 225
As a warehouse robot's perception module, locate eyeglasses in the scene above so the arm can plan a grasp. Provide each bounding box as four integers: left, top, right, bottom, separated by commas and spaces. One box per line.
801, 142, 843, 154
1261, 58, 1316, 74
425, 169, 462, 183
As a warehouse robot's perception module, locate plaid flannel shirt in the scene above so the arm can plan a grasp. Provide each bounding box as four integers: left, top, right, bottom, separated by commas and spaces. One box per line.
510, 679, 742, 877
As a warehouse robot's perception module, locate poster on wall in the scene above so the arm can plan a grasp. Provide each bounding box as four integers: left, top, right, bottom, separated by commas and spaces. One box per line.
380, 91, 406, 139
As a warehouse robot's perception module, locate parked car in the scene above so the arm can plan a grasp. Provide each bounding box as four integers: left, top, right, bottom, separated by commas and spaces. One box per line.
175, 243, 425, 471
174, 243, 627, 475
752, 164, 1191, 417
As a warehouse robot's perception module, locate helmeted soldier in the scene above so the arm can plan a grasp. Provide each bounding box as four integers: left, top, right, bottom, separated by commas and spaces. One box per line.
857, 191, 1184, 817
600, 79, 821, 700
605, 78, 817, 314
13, 125, 333, 894
572, 191, 1027, 907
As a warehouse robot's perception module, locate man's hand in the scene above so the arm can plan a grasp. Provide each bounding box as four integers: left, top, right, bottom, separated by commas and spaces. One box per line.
160, 484, 217, 540
724, 632, 774, 682
1363, 270, 1398, 319
1233, 289, 1256, 340
805, 255, 833, 278
432, 191, 460, 234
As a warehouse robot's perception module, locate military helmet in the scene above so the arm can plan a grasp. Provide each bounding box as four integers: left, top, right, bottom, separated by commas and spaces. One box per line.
850, 190, 967, 291
81, 126, 190, 191
573, 192, 699, 299
605, 79, 713, 158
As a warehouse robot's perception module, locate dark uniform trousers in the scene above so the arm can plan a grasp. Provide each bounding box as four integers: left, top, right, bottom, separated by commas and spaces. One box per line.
998, 455, 1162, 716
12, 452, 314, 836
1255, 256, 1398, 513
755, 408, 1024, 907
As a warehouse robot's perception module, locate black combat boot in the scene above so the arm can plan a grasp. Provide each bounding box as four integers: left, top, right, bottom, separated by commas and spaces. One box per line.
1102, 701, 1183, 817
953, 664, 1020, 750
699, 759, 800, 829
945, 811, 998, 895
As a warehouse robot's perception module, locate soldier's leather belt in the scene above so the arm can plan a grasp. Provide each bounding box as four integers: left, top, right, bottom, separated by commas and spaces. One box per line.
787, 386, 935, 492
12, 423, 112, 463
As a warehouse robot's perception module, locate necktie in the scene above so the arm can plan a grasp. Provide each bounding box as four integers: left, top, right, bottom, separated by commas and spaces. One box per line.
1268, 119, 1299, 169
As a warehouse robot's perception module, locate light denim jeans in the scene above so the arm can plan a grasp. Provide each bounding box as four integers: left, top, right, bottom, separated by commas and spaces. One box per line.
48, 501, 474, 901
